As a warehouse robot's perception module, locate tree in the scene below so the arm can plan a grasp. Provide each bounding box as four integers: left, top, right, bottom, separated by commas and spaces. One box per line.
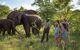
32, 0, 71, 20
52, 0, 71, 19
0, 5, 10, 18
69, 10, 80, 34
18, 6, 25, 11
32, 0, 56, 20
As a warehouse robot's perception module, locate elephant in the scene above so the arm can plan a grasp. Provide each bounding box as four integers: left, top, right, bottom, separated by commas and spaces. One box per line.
0, 19, 17, 35
7, 10, 42, 37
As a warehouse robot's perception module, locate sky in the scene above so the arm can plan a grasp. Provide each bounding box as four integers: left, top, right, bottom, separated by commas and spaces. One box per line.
70, 0, 80, 10
0, 0, 80, 10
0, 0, 39, 10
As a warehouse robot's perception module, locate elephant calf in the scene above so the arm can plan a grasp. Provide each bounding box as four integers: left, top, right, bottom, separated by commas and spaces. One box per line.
0, 19, 16, 35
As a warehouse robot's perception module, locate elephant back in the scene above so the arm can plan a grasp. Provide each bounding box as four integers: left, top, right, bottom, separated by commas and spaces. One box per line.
7, 10, 38, 25
22, 14, 42, 28
7, 10, 23, 25
24, 10, 37, 14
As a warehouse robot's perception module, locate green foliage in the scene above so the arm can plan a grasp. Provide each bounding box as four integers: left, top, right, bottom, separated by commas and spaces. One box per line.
32, 0, 56, 19
32, 0, 71, 20
0, 5, 10, 18
18, 6, 25, 12
69, 10, 80, 34
53, 0, 71, 9
53, 0, 71, 18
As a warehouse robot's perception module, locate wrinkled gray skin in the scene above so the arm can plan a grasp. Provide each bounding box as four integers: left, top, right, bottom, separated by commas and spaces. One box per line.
7, 10, 42, 37
0, 19, 16, 35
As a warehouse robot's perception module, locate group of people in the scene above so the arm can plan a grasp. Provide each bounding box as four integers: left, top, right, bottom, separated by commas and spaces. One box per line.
54, 19, 69, 47
41, 18, 69, 48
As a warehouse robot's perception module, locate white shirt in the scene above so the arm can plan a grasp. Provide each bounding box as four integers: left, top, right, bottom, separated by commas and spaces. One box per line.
44, 21, 50, 28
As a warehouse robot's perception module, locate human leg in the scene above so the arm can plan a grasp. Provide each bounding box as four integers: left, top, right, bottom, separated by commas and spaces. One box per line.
41, 29, 46, 42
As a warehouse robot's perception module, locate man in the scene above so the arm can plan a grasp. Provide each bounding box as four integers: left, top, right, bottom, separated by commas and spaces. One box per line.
41, 18, 50, 42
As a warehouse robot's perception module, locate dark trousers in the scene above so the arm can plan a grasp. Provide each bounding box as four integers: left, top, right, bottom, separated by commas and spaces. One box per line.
41, 27, 50, 42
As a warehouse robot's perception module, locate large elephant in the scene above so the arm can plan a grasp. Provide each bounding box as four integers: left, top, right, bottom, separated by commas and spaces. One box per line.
7, 10, 42, 37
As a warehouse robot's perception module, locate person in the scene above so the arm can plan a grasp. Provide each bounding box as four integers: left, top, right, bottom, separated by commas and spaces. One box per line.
54, 20, 62, 47
62, 19, 69, 31
61, 19, 69, 50
41, 18, 50, 42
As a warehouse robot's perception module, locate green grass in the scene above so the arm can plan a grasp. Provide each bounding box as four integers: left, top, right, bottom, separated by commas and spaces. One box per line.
0, 25, 80, 50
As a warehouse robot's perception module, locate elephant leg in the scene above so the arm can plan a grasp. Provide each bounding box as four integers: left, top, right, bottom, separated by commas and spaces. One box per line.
12, 28, 16, 35
7, 29, 11, 35
23, 24, 30, 37
32, 27, 36, 35
21, 15, 31, 37
2, 29, 6, 36
36, 29, 40, 36
0, 29, 1, 33
32, 26, 40, 36
12, 22, 16, 35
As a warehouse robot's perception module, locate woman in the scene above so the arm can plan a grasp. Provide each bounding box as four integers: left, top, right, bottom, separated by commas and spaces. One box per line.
54, 20, 62, 47
61, 19, 69, 49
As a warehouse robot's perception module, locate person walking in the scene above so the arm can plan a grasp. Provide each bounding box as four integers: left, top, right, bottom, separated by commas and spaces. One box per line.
41, 18, 50, 42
